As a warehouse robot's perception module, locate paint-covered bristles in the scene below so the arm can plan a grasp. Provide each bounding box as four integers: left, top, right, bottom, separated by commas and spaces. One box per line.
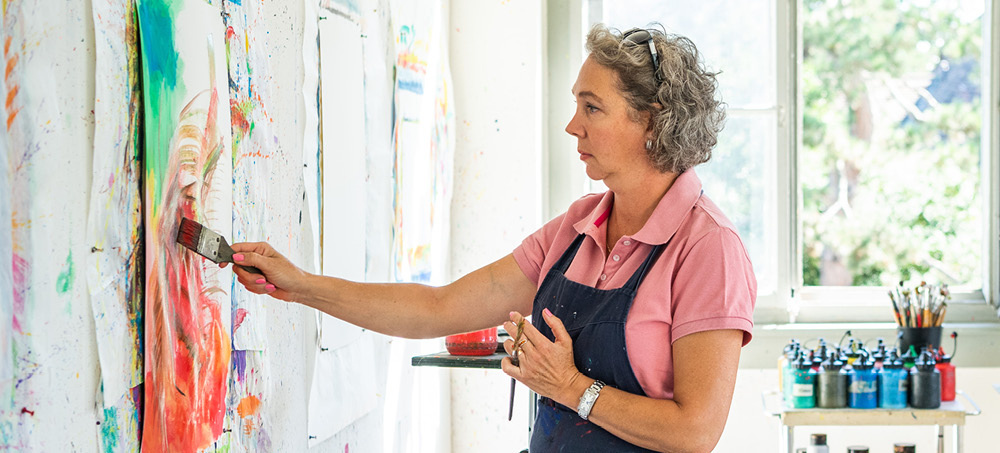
176, 217, 203, 250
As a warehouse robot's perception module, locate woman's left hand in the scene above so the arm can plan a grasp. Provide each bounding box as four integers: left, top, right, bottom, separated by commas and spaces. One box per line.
501, 308, 585, 404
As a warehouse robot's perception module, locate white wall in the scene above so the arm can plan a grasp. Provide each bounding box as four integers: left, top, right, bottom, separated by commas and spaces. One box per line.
448, 0, 545, 451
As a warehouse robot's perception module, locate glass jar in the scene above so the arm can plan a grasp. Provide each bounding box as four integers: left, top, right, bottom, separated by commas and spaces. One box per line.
445, 327, 498, 356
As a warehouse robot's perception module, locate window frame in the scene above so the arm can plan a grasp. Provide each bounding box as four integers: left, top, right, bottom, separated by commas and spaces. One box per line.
553, 0, 1000, 324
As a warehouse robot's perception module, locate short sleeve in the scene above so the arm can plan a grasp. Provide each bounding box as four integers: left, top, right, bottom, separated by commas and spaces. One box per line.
670, 228, 757, 346
512, 212, 567, 286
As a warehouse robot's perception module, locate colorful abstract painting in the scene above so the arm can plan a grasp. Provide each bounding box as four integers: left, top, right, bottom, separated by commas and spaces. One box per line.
88, 0, 144, 450
389, 0, 455, 285
223, 0, 271, 353
224, 350, 271, 451
0, 39, 11, 424
1, 0, 37, 446
221, 1, 274, 449
138, 0, 233, 451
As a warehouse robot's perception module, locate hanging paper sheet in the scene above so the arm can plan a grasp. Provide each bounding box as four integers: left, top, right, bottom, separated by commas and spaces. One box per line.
389, 0, 455, 285
89, 0, 144, 450
138, 0, 233, 450
224, 0, 274, 352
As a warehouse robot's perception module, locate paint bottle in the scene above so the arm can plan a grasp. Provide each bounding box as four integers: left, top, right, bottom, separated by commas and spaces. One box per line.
816, 358, 848, 408
848, 350, 878, 409
806, 433, 829, 453
843, 339, 860, 366
893, 443, 916, 453
909, 350, 941, 409
901, 345, 918, 370
871, 338, 887, 369
779, 339, 800, 401
790, 355, 817, 409
936, 332, 958, 402
847, 447, 870, 453
878, 352, 908, 409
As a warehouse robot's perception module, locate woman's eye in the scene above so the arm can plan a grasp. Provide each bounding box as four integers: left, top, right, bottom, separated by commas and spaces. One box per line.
586, 104, 599, 113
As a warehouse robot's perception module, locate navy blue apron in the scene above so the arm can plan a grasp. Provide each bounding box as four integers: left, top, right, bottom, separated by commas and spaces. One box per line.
529, 232, 665, 452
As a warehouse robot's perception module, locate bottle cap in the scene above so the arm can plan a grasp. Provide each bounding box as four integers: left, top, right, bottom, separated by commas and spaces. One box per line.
915, 350, 938, 370
794, 355, 813, 370
847, 446, 870, 453
893, 443, 916, 453
809, 433, 827, 445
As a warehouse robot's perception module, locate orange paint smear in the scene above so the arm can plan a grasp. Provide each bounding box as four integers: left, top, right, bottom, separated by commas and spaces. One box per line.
237, 395, 261, 418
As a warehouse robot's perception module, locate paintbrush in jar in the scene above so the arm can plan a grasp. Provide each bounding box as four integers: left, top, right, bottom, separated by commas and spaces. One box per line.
176, 217, 262, 275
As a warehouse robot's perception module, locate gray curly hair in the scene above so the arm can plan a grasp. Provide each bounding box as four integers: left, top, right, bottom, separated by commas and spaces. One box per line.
585, 24, 725, 174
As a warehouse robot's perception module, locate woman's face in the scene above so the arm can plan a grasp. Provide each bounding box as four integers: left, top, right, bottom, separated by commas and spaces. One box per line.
566, 56, 655, 186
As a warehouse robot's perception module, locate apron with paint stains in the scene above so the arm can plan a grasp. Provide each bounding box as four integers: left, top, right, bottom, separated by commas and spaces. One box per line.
529, 232, 665, 452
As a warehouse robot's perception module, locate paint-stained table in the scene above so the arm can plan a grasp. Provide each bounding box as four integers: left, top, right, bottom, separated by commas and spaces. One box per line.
762, 389, 982, 453
410, 331, 511, 369
411, 331, 532, 452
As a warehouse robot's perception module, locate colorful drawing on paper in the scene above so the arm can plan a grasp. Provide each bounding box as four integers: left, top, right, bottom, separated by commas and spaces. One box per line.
223, 0, 272, 352
224, 350, 271, 451
138, 0, 233, 451
390, 0, 455, 285
88, 1, 144, 450
2, 0, 38, 446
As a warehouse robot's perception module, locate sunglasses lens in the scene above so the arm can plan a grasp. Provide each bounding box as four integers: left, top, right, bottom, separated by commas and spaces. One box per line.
624, 29, 651, 45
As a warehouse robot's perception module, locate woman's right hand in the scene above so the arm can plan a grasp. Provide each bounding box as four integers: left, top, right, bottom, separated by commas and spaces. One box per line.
222, 241, 310, 302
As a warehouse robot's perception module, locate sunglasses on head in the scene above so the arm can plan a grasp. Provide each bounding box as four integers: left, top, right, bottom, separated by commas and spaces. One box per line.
623, 28, 662, 83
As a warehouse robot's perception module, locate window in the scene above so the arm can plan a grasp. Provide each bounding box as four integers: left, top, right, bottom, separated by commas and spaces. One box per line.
575, 0, 1000, 322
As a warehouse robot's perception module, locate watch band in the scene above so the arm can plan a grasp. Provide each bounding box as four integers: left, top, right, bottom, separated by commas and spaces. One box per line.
576, 380, 606, 420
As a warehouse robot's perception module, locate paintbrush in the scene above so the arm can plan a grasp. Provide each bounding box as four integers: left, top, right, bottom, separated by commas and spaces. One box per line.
176, 217, 262, 275
508, 318, 526, 421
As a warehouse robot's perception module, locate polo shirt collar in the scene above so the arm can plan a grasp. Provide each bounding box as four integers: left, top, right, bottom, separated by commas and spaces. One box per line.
572, 169, 703, 246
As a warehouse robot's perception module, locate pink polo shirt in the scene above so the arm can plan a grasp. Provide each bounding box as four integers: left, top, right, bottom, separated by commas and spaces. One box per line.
512, 170, 756, 399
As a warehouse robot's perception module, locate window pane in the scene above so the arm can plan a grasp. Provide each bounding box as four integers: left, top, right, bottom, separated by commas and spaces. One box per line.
601, 0, 779, 294
800, 0, 984, 288
602, 0, 776, 108
700, 113, 778, 295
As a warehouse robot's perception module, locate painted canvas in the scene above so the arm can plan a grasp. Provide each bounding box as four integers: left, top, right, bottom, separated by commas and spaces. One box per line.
88, 0, 144, 450
0, 49, 11, 424
389, 0, 454, 285
137, 0, 233, 451
224, 0, 271, 352
221, 1, 276, 449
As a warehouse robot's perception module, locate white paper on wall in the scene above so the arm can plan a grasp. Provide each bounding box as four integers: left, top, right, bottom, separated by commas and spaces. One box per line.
88, 0, 144, 413
389, 0, 455, 286
0, 86, 11, 411
306, 12, 378, 446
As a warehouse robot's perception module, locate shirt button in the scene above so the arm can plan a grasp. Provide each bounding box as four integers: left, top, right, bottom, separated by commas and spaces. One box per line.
612, 255, 620, 262
623, 240, 631, 246
600, 274, 607, 281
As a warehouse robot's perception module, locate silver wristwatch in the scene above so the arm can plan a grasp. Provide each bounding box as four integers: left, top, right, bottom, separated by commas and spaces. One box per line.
576, 380, 606, 420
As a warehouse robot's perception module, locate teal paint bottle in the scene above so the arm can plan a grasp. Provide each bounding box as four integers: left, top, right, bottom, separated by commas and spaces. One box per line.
790, 355, 817, 409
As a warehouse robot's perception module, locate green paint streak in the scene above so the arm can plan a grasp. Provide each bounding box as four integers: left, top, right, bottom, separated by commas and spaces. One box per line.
56, 251, 75, 294
100, 408, 120, 452
137, 0, 185, 215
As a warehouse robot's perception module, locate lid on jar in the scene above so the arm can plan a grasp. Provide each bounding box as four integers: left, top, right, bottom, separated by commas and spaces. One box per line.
847, 446, 869, 453
809, 433, 827, 445
893, 443, 916, 453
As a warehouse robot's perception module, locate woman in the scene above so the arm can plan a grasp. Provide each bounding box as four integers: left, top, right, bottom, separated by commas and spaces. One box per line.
225, 24, 756, 452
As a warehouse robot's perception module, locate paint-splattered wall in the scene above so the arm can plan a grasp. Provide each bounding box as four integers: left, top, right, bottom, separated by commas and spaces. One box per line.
0, 0, 449, 451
